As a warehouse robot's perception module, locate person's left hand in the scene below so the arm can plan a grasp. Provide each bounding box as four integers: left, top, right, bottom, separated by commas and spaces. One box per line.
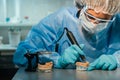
87, 55, 117, 71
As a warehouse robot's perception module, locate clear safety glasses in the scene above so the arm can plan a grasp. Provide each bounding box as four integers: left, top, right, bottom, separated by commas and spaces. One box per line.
84, 9, 115, 24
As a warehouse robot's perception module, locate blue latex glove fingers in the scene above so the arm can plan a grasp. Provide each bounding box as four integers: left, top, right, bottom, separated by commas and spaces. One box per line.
87, 59, 99, 71
96, 59, 105, 69
102, 55, 117, 70
102, 63, 116, 70
108, 55, 117, 70
103, 63, 116, 70
65, 44, 85, 60
95, 55, 108, 69
88, 55, 117, 71
72, 44, 85, 55
58, 44, 85, 68
102, 63, 110, 70
58, 45, 78, 68
64, 50, 77, 63
59, 45, 78, 66
108, 63, 117, 70
65, 46, 78, 61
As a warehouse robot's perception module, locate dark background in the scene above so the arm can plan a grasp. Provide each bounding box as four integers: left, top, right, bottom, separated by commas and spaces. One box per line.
0, 55, 18, 80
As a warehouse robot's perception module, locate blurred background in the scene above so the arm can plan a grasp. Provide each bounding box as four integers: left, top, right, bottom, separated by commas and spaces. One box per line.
0, 0, 73, 80
0, 0, 73, 44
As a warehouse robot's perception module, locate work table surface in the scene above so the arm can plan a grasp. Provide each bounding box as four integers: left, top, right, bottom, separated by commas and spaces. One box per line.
12, 67, 120, 80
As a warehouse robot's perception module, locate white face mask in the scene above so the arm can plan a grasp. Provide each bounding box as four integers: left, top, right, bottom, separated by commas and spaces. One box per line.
79, 9, 108, 34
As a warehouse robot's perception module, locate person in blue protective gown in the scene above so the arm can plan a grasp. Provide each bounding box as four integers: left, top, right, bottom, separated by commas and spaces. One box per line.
13, 0, 120, 71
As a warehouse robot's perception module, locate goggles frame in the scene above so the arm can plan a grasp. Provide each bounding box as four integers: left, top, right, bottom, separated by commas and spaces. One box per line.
83, 8, 115, 24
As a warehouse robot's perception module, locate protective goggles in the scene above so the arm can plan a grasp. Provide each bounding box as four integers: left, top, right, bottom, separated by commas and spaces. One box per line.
84, 8, 115, 24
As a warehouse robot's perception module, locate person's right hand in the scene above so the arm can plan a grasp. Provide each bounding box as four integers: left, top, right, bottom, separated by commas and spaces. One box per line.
58, 44, 85, 68
87, 55, 117, 71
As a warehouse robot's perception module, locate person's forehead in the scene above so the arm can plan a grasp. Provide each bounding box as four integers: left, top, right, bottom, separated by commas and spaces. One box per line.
86, 9, 112, 20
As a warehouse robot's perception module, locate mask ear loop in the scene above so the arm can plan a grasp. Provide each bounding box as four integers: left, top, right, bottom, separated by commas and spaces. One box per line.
78, 6, 88, 19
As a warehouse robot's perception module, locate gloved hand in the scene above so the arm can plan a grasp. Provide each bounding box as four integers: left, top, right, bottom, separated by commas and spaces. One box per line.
58, 44, 85, 68
87, 55, 117, 71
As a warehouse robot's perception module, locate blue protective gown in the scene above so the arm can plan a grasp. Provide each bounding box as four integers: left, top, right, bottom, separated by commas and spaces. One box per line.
13, 7, 120, 68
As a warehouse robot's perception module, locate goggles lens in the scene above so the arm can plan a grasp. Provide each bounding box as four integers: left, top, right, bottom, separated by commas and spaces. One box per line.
84, 9, 115, 24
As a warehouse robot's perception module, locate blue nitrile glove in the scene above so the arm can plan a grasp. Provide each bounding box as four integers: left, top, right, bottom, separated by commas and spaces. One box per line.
58, 44, 85, 68
87, 55, 117, 71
